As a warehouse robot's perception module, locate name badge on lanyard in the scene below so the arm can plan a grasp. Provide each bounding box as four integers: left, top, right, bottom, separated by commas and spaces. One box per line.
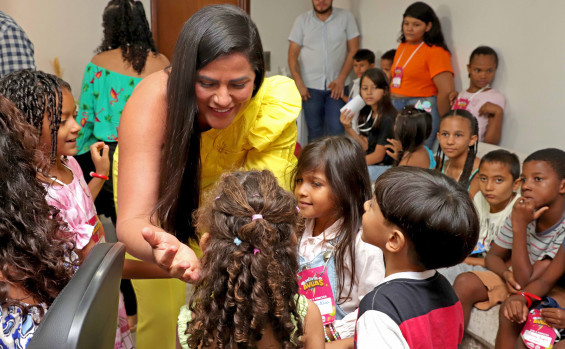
297, 265, 336, 325
391, 42, 424, 89
392, 67, 403, 88
453, 98, 470, 110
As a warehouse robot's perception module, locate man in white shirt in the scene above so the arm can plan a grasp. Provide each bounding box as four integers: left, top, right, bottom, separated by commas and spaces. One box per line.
288, 0, 359, 142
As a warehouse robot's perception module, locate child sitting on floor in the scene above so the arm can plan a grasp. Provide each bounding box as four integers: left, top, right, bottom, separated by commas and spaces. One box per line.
356, 166, 479, 348
454, 148, 565, 328
178, 170, 324, 348
439, 149, 521, 284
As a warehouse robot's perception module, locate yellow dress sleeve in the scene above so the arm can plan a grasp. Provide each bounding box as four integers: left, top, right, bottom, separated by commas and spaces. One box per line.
245, 75, 301, 190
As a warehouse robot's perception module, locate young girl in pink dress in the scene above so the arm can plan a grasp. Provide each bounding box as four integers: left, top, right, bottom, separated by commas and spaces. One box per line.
0, 69, 134, 349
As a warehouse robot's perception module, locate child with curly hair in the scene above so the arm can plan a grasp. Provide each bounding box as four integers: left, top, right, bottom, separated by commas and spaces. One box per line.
0, 95, 77, 348
177, 170, 324, 348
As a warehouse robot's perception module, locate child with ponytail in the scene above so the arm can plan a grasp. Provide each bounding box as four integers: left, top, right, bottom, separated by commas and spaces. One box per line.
178, 170, 324, 348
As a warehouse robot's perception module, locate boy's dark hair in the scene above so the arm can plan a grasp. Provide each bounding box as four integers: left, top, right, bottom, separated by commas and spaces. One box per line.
435, 109, 479, 190
292, 136, 371, 305
469, 46, 499, 67
480, 149, 520, 181
189, 170, 304, 348
374, 167, 479, 269
380, 49, 396, 62
524, 148, 565, 179
353, 49, 376, 64
399, 2, 449, 52
393, 105, 432, 166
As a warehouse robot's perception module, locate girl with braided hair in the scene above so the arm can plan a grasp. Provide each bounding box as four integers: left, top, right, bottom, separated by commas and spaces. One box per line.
177, 170, 324, 349
0, 69, 110, 258
435, 108, 481, 197
0, 95, 77, 348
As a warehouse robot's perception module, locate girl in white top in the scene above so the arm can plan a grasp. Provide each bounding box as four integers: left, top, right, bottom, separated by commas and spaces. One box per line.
293, 136, 385, 344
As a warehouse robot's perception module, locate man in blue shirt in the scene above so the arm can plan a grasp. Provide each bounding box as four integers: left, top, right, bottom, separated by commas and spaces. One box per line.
0, 11, 35, 77
288, 0, 359, 142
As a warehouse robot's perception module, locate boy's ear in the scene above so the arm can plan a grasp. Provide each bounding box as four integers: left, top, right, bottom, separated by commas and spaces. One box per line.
512, 178, 522, 192
385, 229, 406, 253
559, 179, 565, 195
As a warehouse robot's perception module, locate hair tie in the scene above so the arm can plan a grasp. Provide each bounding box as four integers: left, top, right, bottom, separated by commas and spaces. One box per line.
252, 214, 263, 221
215, 196, 220, 200
252, 193, 260, 197
414, 100, 432, 113
296, 206, 300, 212
233, 237, 242, 246
253, 248, 261, 255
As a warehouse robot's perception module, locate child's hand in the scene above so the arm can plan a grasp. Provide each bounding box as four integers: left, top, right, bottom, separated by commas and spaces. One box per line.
385, 138, 402, 160
479, 102, 503, 118
541, 308, 565, 329
340, 109, 354, 129
90, 142, 110, 176
142, 227, 201, 283
503, 294, 529, 323
503, 270, 522, 293
512, 197, 549, 229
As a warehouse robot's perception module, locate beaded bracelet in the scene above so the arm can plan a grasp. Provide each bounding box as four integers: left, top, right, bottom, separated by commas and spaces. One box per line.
324, 328, 331, 342
329, 323, 341, 340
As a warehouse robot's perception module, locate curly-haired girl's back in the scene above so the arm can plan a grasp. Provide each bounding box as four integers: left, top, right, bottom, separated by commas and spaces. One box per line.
177, 170, 324, 349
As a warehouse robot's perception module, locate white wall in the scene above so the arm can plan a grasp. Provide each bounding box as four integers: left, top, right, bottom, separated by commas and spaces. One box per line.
251, 0, 565, 153
3, 0, 563, 153
2, 0, 151, 99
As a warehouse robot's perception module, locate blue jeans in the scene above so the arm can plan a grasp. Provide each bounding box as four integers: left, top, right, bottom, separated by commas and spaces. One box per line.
303, 87, 348, 142
392, 96, 440, 149
368, 165, 391, 182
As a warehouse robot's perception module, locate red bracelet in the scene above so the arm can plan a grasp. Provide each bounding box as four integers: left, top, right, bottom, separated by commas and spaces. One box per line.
520, 292, 541, 308
90, 172, 109, 181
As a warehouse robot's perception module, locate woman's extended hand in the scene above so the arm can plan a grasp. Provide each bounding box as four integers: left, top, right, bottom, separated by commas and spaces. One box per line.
141, 227, 201, 283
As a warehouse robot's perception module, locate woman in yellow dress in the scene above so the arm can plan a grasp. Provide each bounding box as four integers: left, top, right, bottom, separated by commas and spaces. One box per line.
114, 5, 301, 348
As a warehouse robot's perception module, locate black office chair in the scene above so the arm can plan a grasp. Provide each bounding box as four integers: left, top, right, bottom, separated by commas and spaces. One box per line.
28, 242, 126, 349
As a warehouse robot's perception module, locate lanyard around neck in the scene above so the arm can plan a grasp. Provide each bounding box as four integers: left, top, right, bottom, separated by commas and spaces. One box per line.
395, 42, 425, 70
467, 85, 490, 102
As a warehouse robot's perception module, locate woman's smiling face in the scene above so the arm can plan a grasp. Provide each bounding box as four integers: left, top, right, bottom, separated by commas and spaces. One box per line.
195, 52, 256, 130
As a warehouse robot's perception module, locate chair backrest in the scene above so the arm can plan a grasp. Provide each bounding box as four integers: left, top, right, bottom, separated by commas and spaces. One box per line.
28, 242, 125, 349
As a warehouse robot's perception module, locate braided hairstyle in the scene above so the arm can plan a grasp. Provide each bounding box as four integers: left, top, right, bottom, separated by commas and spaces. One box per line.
0, 69, 65, 170
187, 170, 304, 348
435, 109, 479, 189
97, 0, 159, 74
0, 95, 76, 318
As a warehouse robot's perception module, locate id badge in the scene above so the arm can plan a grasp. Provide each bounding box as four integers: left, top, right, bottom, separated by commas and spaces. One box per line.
391, 67, 403, 88
453, 98, 469, 110
297, 266, 336, 325
520, 309, 557, 349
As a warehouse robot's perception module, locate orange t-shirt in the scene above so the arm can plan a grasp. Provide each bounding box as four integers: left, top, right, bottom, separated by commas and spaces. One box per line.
391, 42, 453, 97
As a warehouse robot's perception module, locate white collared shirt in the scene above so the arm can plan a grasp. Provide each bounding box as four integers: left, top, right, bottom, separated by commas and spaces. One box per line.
298, 219, 385, 337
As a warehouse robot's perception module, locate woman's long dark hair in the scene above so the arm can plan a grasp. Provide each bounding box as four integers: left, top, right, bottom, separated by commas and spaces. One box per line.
97, 0, 158, 74
0, 69, 64, 170
0, 95, 76, 318
399, 1, 449, 52
292, 136, 371, 305
393, 105, 432, 166
357, 68, 396, 137
155, 5, 265, 243
187, 170, 304, 348
435, 109, 479, 189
